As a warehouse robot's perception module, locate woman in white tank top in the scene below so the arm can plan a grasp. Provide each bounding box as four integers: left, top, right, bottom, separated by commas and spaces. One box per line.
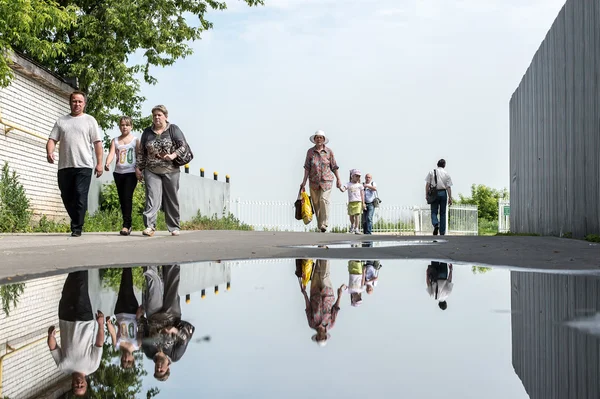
104, 116, 140, 235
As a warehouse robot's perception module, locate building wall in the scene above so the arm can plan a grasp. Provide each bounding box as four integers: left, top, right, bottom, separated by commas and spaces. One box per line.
511, 271, 600, 399
0, 275, 69, 399
509, 0, 600, 237
0, 56, 73, 220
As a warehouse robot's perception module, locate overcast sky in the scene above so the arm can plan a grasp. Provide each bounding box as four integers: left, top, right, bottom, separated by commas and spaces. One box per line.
133, 0, 566, 205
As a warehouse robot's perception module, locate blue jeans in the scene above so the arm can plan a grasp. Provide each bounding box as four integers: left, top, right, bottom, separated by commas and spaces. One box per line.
430, 190, 447, 235
363, 202, 375, 234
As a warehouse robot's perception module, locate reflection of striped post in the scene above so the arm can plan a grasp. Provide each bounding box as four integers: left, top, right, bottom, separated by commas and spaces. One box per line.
214, 285, 219, 295
227, 282, 231, 291
201, 289, 206, 299
200, 168, 205, 177
185, 294, 191, 304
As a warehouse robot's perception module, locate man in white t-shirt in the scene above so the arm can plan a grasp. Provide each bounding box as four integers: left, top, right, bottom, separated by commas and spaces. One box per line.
424, 159, 453, 235
426, 262, 453, 310
47, 271, 104, 397
46, 91, 104, 237
362, 173, 377, 234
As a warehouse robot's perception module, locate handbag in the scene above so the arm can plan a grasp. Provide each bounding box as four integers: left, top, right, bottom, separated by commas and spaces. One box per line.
426, 170, 438, 204
372, 191, 382, 208
168, 126, 194, 167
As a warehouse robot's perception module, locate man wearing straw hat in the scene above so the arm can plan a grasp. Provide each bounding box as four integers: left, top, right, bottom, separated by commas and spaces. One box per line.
300, 130, 342, 232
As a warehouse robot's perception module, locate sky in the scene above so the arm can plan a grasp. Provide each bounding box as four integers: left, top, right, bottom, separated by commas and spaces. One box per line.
131, 0, 567, 205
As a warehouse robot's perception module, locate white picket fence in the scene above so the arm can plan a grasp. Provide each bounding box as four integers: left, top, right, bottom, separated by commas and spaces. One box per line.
230, 199, 478, 235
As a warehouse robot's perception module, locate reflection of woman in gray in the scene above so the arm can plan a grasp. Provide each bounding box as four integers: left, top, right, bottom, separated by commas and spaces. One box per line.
300, 259, 346, 346
47, 271, 104, 397
138, 265, 195, 381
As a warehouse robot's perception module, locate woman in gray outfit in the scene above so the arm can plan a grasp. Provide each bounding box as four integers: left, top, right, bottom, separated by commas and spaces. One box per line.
137, 105, 190, 236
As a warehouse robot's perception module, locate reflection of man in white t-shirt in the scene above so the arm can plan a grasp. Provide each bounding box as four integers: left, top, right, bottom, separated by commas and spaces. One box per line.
364, 260, 381, 295
47, 271, 104, 397
426, 262, 453, 310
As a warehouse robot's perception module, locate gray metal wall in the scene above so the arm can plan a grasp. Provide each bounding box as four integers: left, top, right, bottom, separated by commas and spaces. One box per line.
511, 271, 600, 399
509, 0, 600, 237
88, 171, 231, 222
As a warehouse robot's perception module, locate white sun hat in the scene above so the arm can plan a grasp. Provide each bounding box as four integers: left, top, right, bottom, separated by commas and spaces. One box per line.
309, 129, 329, 145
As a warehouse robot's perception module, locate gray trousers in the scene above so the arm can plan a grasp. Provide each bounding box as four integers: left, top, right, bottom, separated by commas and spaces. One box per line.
143, 169, 180, 231
143, 265, 181, 318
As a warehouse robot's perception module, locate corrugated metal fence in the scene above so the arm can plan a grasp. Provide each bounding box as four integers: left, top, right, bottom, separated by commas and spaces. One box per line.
509, 0, 600, 237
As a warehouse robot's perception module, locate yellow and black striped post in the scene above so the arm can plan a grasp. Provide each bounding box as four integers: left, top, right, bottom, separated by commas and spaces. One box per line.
213, 171, 218, 181
184, 164, 190, 174
200, 168, 205, 177
226, 174, 230, 183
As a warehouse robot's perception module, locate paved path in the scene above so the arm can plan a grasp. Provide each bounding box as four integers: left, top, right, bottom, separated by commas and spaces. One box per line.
1, 231, 599, 283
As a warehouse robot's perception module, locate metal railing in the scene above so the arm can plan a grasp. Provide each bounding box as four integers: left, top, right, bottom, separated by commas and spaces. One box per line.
0, 107, 48, 141
230, 198, 478, 235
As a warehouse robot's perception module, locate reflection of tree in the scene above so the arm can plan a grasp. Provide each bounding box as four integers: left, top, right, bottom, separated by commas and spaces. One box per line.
100, 268, 145, 292
1, 282, 25, 316
88, 340, 159, 398
471, 266, 492, 274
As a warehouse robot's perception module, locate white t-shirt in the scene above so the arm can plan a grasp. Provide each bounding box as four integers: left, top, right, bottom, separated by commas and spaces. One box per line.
425, 168, 453, 190
343, 182, 364, 202
426, 280, 454, 302
113, 137, 137, 174
364, 182, 377, 203
51, 320, 102, 375
49, 114, 102, 170
115, 313, 139, 350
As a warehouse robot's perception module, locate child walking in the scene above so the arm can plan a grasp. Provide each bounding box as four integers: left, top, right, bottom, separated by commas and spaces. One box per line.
104, 116, 140, 235
340, 169, 366, 234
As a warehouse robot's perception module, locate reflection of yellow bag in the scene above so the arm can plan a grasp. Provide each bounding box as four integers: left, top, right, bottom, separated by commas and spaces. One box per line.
301, 259, 314, 287
300, 191, 313, 225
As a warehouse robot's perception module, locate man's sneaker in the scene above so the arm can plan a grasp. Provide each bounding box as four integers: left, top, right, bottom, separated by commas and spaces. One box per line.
355, 230, 362, 235
71, 230, 82, 237
433, 224, 439, 236
171, 230, 180, 236
320, 226, 327, 233
142, 227, 155, 237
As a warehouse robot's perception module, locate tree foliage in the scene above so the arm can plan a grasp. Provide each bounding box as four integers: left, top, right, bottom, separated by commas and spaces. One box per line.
0, 162, 32, 232
1, 283, 25, 316
455, 184, 508, 222
1, 0, 264, 131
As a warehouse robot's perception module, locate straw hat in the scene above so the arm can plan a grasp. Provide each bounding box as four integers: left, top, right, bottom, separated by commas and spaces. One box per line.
309, 130, 329, 145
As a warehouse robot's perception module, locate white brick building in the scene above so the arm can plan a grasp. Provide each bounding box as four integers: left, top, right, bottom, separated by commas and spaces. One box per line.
0, 52, 76, 220
0, 275, 69, 399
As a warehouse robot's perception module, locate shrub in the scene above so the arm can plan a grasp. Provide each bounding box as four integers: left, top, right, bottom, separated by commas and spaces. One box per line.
182, 212, 253, 231
0, 162, 31, 232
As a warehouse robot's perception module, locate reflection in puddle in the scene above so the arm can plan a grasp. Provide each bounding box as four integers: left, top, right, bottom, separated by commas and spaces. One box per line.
1, 261, 600, 398
288, 239, 446, 249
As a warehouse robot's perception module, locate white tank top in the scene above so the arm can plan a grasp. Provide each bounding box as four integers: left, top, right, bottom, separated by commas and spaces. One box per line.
113, 136, 137, 174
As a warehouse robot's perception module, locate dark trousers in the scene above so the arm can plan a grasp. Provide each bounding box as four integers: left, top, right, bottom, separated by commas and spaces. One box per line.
114, 268, 139, 314
59, 271, 93, 322
57, 168, 92, 232
113, 172, 138, 228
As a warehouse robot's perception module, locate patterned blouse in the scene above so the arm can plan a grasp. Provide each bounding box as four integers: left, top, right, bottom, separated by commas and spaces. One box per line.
306, 286, 339, 329
137, 123, 189, 175
303, 145, 339, 191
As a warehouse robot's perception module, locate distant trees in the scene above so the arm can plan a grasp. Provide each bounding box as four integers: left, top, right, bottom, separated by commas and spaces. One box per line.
455, 184, 508, 222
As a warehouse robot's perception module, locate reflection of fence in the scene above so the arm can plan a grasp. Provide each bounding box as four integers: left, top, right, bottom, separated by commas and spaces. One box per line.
230, 199, 478, 235
498, 200, 510, 233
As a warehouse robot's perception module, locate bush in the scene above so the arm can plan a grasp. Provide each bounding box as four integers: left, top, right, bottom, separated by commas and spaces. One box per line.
85, 209, 167, 232
32, 215, 70, 233
182, 212, 253, 231
0, 162, 31, 232
100, 181, 146, 215
478, 218, 498, 236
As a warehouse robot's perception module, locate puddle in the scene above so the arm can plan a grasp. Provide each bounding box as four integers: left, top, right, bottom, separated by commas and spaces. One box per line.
287, 239, 447, 248
1, 260, 599, 398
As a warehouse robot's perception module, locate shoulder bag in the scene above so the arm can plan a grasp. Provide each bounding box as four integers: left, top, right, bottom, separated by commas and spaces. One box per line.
168, 125, 194, 167
426, 170, 438, 204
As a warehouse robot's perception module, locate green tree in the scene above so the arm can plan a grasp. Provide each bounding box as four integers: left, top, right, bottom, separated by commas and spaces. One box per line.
0, 162, 32, 232
1, 0, 264, 136
0, 0, 76, 86
1, 283, 25, 316
455, 184, 508, 222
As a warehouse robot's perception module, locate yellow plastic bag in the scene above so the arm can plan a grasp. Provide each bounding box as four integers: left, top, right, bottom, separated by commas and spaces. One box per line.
300, 191, 313, 225
300, 259, 314, 288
